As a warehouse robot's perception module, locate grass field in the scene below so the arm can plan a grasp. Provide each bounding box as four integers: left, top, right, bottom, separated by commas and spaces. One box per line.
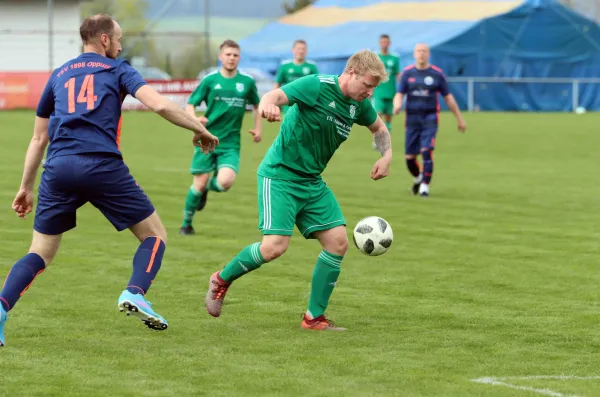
1, 110, 600, 396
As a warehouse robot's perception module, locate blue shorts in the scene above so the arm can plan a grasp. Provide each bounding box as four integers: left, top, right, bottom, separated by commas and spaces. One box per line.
405, 114, 439, 155
34, 154, 155, 235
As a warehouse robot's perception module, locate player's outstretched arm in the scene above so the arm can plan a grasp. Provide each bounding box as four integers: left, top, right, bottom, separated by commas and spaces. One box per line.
258, 88, 289, 122
368, 117, 392, 180
443, 94, 466, 133
135, 85, 218, 152
13, 117, 50, 218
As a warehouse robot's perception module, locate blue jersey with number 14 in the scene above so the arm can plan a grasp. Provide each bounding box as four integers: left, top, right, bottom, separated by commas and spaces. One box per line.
36, 52, 147, 161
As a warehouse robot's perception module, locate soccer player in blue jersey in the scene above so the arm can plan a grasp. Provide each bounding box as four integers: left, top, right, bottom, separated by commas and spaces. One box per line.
393, 43, 466, 197
0, 14, 218, 346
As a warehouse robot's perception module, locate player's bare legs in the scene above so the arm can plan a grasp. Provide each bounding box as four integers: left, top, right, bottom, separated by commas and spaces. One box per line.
213, 167, 236, 191
301, 226, 347, 331
0, 231, 61, 346
118, 211, 169, 331
182, 168, 238, 235
405, 154, 422, 195
197, 166, 237, 209
181, 173, 210, 235
205, 235, 290, 317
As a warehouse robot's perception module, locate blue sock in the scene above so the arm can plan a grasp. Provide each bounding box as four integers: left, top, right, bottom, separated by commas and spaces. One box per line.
0, 253, 46, 312
126, 237, 165, 295
422, 149, 434, 184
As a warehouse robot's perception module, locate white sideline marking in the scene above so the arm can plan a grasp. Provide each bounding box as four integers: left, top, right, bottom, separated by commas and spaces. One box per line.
471, 376, 600, 397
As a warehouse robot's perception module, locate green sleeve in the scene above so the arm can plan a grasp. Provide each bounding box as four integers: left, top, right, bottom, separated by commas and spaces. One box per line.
281, 75, 320, 107
311, 63, 319, 74
275, 64, 285, 85
247, 80, 260, 106
395, 57, 401, 75
357, 98, 378, 126
188, 78, 209, 106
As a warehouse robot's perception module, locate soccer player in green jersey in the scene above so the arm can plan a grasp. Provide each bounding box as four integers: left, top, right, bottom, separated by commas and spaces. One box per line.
372, 34, 401, 145
204, 50, 393, 331
274, 39, 318, 114
180, 40, 262, 235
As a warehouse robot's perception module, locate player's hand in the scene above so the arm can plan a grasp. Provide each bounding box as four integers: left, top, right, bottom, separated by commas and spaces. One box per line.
458, 119, 466, 133
260, 104, 281, 123
248, 129, 262, 143
371, 157, 391, 180
193, 130, 219, 154
198, 116, 208, 126
12, 188, 34, 219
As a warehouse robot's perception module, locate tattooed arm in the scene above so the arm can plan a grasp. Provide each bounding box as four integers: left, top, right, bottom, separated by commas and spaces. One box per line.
367, 116, 392, 180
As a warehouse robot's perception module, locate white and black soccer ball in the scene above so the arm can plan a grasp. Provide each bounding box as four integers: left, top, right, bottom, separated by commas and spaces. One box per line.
352, 216, 393, 256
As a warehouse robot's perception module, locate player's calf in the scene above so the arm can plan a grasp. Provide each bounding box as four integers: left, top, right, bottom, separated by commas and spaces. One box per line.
405, 156, 422, 195
420, 149, 434, 197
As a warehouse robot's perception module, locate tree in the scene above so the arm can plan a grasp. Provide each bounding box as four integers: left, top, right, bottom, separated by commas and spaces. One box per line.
282, 0, 316, 14
80, 0, 156, 61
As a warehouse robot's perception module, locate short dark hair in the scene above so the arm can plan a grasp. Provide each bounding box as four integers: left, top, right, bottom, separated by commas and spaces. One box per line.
220, 39, 240, 51
80, 14, 115, 44
380, 34, 390, 40
293, 39, 307, 47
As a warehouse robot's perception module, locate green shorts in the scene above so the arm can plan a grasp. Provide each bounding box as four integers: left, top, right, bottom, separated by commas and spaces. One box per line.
190, 147, 239, 175
372, 97, 393, 115
257, 175, 346, 239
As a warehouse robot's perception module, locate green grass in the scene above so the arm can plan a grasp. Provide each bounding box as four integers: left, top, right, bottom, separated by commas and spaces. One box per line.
1, 110, 600, 396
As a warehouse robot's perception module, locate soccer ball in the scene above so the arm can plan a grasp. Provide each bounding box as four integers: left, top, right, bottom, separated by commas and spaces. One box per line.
352, 216, 393, 256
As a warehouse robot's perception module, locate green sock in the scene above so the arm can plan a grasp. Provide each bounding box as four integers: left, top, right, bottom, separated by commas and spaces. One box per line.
220, 242, 266, 283
384, 121, 392, 134
182, 185, 203, 227
306, 250, 343, 319
208, 176, 226, 192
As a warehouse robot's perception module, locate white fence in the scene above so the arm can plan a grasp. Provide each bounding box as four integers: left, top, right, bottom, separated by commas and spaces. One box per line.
447, 77, 600, 112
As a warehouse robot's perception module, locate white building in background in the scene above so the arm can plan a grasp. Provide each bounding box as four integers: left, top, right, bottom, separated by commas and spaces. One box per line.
0, 0, 81, 72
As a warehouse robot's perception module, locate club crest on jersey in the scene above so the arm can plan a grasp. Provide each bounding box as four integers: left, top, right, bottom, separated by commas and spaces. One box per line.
236, 83, 244, 92
424, 76, 434, 86
349, 105, 356, 118
303, 67, 310, 74
387, 60, 393, 66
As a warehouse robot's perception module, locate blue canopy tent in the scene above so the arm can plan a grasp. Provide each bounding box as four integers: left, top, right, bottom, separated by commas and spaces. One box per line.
239, 0, 600, 111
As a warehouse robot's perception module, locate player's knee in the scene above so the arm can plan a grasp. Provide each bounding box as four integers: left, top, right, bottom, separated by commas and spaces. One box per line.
405, 154, 416, 160
332, 237, 348, 256
260, 239, 288, 261
216, 170, 236, 191
329, 235, 348, 256
218, 179, 233, 191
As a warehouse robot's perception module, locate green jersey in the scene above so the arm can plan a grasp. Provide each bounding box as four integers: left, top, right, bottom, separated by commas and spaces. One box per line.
373, 53, 400, 99
258, 74, 377, 181
275, 59, 318, 87
188, 70, 260, 150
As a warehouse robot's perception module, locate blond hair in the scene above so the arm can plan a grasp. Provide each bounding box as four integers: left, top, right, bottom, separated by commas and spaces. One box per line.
344, 50, 388, 83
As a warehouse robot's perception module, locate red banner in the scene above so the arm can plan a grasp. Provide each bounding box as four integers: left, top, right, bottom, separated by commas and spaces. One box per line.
122, 79, 199, 110
0, 74, 197, 111
0, 72, 51, 110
